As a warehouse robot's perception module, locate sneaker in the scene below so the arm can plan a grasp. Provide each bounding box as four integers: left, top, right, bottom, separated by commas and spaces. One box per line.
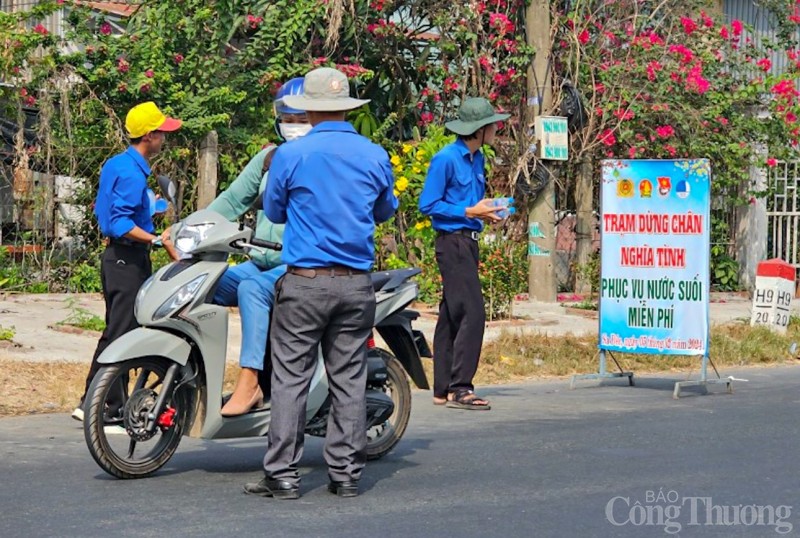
103, 425, 128, 435
71, 407, 84, 422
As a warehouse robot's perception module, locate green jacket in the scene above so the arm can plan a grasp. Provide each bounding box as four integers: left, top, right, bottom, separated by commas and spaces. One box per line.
207, 146, 283, 269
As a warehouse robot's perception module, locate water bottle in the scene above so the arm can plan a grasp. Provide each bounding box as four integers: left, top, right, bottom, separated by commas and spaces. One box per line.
490, 197, 515, 219
489, 197, 514, 209
496, 206, 516, 219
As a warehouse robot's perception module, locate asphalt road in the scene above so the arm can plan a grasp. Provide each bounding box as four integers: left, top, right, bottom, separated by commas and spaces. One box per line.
1, 366, 798, 538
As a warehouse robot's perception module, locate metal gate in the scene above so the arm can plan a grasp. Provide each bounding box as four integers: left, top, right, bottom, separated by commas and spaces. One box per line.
768, 161, 800, 268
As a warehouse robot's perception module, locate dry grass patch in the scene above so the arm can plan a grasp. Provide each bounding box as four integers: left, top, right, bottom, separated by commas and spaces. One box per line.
3, 321, 799, 417
469, 322, 800, 384
0, 359, 238, 417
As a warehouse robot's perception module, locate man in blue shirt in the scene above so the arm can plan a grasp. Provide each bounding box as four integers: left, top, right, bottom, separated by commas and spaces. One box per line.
244, 67, 397, 500
419, 97, 509, 411
74, 102, 181, 425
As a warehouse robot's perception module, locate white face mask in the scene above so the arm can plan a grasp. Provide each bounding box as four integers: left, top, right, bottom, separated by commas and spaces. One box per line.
279, 123, 312, 141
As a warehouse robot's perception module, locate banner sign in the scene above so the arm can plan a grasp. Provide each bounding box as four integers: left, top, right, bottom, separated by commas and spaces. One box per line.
599, 159, 710, 355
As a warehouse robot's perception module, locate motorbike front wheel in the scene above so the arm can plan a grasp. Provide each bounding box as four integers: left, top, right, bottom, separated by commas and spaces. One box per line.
84, 357, 189, 479
366, 353, 412, 460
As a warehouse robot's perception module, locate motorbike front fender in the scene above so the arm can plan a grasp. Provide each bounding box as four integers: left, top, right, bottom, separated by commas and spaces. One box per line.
97, 327, 191, 366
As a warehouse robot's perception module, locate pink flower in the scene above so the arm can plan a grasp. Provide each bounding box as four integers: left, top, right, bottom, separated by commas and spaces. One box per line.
116, 58, 129, 73
646, 60, 662, 81
628, 147, 637, 159
145, 69, 154, 78
767, 158, 778, 167
25, 95, 35, 106
613, 108, 634, 121
685, 64, 710, 94
246, 14, 263, 29
140, 83, 151, 93
680, 17, 697, 35
118, 82, 128, 93
717, 116, 729, 126
598, 128, 616, 146
99, 22, 112, 36
578, 29, 590, 45
786, 112, 798, 124
757, 58, 772, 72
701, 11, 714, 28
488, 13, 514, 34
668, 44, 694, 64
731, 20, 743, 36
655, 125, 675, 138
720, 25, 729, 39
33, 24, 48, 36
478, 56, 492, 71
419, 111, 434, 126
663, 144, 677, 157
173, 54, 184, 64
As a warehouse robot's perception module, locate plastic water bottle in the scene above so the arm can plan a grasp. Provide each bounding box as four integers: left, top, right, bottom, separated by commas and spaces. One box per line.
496, 206, 516, 219
490, 197, 515, 219
489, 197, 514, 209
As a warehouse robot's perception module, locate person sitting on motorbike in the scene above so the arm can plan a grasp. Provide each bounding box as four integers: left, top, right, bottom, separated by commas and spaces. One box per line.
205, 78, 311, 416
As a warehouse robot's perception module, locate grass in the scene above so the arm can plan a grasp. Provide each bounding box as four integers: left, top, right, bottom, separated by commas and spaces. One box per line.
417, 321, 800, 386
0, 325, 15, 341
2, 320, 799, 417
57, 297, 106, 333
0, 359, 238, 417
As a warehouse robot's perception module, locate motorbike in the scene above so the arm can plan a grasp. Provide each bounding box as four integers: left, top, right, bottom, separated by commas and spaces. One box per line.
83, 178, 431, 479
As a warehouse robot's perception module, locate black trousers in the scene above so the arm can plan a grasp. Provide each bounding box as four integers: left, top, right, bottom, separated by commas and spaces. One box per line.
263, 271, 375, 486
82, 242, 152, 407
433, 233, 486, 398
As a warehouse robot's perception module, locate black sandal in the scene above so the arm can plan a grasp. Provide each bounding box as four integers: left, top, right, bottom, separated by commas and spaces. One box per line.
445, 390, 491, 411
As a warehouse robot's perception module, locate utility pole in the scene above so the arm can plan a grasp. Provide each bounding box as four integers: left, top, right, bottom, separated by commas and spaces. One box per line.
526, 0, 557, 301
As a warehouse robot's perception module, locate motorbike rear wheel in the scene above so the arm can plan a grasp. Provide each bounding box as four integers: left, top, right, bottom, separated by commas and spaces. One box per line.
366, 352, 412, 460
84, 357, 188, 479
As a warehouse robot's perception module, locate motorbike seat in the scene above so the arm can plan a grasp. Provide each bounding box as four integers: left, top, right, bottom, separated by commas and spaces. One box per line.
369, 268, 421, 292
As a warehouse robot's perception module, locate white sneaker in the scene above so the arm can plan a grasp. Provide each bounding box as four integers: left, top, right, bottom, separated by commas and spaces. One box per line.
103, 425, 128, 435
71, 407, 84, 422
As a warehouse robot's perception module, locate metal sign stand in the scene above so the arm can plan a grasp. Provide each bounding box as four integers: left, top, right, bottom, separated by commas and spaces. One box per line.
672, 354, 732, 399
570, 350, 633, 389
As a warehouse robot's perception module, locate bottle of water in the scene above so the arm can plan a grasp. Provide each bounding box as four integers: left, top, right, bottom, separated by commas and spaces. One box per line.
489, 197, 514, 208
490, 197, 515, 219
496, 206, 516, 219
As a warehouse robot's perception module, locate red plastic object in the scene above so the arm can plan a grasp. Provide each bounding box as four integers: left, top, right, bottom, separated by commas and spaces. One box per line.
157, 407, 176, 429
756, 259, 796, 281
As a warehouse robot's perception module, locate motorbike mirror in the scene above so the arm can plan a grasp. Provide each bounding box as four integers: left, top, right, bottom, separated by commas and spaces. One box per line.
157, 175, 178, 206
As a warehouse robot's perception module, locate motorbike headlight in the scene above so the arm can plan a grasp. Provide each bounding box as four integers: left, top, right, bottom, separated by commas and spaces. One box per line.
174, 223, 214, 257
134, 275, 155, 319
153, 274, 208, 320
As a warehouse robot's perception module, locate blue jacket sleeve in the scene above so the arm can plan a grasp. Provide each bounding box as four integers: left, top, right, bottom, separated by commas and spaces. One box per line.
373, 154, 399, 224
418, 153, 467, 219
108, 170, 147, 238
264, 147, 290, 224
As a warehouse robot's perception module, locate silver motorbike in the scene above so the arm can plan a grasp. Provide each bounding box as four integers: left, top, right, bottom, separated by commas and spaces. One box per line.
83, 181, 430, 479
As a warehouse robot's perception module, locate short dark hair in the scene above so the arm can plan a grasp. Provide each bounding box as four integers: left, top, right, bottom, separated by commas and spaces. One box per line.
458, 130, 481, 141
130, 136, 143, 144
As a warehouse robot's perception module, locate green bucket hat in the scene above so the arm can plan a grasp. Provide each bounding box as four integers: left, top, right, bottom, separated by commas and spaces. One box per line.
444, 97, 510, 136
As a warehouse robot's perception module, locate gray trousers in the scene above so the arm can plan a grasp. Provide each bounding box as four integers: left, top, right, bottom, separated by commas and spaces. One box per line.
263, 271, 375, 486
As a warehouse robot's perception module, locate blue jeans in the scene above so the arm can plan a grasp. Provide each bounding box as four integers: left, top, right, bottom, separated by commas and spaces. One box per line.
212, 261, 287, 370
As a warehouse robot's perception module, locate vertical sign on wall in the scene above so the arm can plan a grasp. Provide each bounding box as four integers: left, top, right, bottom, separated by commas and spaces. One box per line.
599, 159, 711, 356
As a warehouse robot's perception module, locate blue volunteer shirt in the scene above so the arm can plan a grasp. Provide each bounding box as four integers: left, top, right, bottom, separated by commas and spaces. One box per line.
418, 139, 486, 233
94, 146, 154, 238
264, 121, 398, 271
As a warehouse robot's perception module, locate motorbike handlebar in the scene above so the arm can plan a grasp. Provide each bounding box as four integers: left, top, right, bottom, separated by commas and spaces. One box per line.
249, 238, 283, 251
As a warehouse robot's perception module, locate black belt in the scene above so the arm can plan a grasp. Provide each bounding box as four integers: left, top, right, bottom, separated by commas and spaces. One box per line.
437, 229, 480, 241
288, 266, 366, 278
108, 237, 150, 249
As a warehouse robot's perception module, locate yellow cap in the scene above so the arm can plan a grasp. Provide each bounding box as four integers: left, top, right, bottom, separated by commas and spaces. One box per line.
125, 102, 182, 138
